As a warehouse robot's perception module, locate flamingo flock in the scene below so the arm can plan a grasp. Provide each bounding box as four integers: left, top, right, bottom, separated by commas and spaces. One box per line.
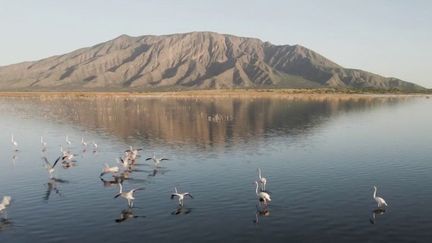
1, 133, 390, 226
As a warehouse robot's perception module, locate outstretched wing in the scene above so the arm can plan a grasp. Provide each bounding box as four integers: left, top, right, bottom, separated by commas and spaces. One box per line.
145, 158, 153, 161
185, 193, 194, 199
170, 194, 178, 199
161, 158, 169, 161
52, 156, 62, 168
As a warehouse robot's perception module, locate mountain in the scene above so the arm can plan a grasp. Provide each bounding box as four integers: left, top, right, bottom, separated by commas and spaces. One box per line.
0, 32, 424, 91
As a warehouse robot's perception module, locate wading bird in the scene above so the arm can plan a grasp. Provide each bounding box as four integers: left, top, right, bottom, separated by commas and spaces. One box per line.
146, 153, 169, 168
114, 183, 143, 208
41, 136, 47, 150
255, 181, 271, 206
65, 135, 71, 146
11, 134, 18, 151
257, 168, 267, 191
100, 163, 120, 177
42, 156, 61, 176
170, 187, 193, 207
0, 196, 12, 218
81, 137, 88, 147
373, 186, 388, 209
92, 141, 98, 152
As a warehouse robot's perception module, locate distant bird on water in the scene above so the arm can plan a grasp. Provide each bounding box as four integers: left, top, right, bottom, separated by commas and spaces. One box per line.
373, 186, 388, 209
41, 136, 47, 150
65, 135, 71, 146
11, 134, 18, 151
170, 187, 193, 207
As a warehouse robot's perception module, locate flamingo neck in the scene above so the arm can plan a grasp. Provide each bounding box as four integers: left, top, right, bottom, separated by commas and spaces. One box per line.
258, 169, 262, 179
373, 187, 377, 199
255, 182, 259, 195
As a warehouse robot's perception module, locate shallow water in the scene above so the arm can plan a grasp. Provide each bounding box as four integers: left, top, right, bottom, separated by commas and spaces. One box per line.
0, 95, 431, 242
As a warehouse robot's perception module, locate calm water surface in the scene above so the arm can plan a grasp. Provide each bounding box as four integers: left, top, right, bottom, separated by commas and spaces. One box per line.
0, 95, 431, 242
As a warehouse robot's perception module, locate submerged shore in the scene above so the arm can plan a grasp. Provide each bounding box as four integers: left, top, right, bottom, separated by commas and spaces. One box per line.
0, 89, 430, 99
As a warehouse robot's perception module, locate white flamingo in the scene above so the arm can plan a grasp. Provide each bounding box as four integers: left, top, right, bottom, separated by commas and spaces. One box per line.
114, 183, 144, 208
11, 134, 18, 151
145, 152, 169, 167
42, 156, 61, 176
170, 187, 193, 207
100, 163, 120, 177
65, 135, 71, 146
41, 136, 47, 149
81, 137, 88, 147
257, 168, 267, 191
255, 181, 271, 206
0, 196, 12, 218
92, 141, 98, 152
373, 186, 388, 209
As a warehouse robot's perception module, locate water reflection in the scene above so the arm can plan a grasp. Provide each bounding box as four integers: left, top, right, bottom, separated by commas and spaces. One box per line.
100, 177, 123, 188
253, 205, 270, 224
0, 96, 413, 148
171, 206, 192, 215
369, 208, 386, 224
44, 177, 69, 201
115, 208, 144, 223
0, 218, 13, 231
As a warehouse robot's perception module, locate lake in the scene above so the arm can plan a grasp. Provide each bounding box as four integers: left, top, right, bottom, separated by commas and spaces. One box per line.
0, 94, 431, 242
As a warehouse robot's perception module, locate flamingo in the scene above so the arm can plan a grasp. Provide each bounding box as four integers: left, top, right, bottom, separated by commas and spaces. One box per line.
114, 183, 144, 208
100, 163, 120, 177
65, 135, 71, 146
257, 168, 267, 191
11, 134, 18, 151
255, 181, 271, 206
0, 196, 12, 218
42, 156, 61, 176
145, 152, 169, 168
170, 187, 193, 207
373, 186, 388, 209
81, 137, 88, 147
41, 136, 47, 150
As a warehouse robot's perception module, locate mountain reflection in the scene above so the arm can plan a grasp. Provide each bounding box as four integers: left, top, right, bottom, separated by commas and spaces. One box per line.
1, 96, 410, 147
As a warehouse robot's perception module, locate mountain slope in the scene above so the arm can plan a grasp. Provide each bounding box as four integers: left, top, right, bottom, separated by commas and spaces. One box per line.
0, 32, 423, 91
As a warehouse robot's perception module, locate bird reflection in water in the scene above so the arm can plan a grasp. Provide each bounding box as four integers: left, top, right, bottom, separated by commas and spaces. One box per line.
369, 208, 386, 224
11, 154, 18, 165
115, 208, 144, 223
171, 206, 192, 215
147, 167, 168, 177
253, 205, 270, 224
100, 177, 123, 188
0, 218, 13, 231
44, 177, 69, 201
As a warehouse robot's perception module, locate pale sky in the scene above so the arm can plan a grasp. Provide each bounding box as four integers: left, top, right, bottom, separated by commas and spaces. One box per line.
0, 0, 431, 87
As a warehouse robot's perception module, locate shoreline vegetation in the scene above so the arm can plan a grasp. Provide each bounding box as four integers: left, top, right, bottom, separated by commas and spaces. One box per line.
0, 88, 430, 99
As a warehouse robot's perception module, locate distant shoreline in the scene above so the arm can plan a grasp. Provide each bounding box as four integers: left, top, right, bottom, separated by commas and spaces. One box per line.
0, 89, 430, 99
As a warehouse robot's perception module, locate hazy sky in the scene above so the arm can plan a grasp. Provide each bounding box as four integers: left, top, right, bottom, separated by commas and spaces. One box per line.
0, 0, 431, 87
